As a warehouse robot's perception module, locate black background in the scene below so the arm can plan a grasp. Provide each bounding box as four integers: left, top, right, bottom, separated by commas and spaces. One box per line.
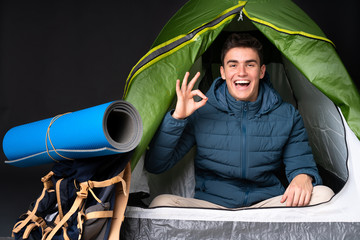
0, 0, 358, 236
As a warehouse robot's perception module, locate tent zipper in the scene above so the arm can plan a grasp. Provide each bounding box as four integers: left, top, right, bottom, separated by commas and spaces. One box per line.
123, 4, 245, 98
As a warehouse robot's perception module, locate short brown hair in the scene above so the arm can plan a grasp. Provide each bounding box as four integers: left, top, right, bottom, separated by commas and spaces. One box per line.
221, 33, 264, 66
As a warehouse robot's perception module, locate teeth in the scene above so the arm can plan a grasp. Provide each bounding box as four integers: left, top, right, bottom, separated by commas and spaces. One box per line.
235, 80, 250, 85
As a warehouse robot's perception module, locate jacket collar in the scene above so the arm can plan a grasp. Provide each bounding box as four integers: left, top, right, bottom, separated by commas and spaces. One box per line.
206, 73, 282, 118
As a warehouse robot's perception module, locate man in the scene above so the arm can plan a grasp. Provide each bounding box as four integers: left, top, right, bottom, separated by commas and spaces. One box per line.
145, 33, 334, 209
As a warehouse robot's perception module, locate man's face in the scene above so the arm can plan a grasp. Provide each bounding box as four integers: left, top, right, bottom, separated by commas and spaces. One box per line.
220, 47, 266, 102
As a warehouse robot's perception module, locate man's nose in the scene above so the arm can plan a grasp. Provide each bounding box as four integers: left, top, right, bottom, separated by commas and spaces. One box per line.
237, 65, 247, 76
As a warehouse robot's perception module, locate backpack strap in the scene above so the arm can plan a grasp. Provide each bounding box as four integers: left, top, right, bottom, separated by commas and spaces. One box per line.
84, 210, 114, 220
12, 171, 55, 235
14, 162, 131, 240
45, 162, 131, 240
108, 161, 131, 240
45, 188, 86, 240
55, 178, 68, 228
83, 161, 131, 221
22, 215, 47, 239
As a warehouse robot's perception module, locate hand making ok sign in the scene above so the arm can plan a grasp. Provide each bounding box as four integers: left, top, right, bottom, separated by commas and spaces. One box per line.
172, 72, 208, 120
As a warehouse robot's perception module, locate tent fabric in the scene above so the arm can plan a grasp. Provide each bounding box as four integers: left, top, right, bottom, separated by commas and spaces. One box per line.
274, 57, 348, 183
3, 100, 142, 167
242, 5, 360, 142
242, 0, 332, 43
122, 220, 360, 239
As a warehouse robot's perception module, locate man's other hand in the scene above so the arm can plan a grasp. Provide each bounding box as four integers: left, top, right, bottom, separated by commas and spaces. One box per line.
280, 174, 313, 207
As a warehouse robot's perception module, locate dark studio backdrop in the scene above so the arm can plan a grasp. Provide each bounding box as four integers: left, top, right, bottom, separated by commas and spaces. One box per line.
0, 0, 359, 236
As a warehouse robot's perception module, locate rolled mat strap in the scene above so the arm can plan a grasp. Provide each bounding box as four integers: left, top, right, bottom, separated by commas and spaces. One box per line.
3, 100, 142, 167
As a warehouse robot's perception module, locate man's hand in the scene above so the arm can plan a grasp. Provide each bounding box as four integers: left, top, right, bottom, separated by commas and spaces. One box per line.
172, 72, 208, 120
280, 174, 313, 207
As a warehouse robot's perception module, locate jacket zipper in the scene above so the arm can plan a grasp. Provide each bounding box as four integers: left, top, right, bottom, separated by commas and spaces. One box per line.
241, 104, 248, 206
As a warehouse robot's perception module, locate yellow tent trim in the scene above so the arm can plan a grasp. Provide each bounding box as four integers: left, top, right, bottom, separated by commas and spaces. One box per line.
123, 2, 246, 98
242, 8, 334, 46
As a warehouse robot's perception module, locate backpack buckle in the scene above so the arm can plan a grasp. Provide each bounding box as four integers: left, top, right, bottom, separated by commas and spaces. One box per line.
35, 217, 46, 228
77, 182, 89, 199
41, 171, 54, 183
41, 171, 55, 190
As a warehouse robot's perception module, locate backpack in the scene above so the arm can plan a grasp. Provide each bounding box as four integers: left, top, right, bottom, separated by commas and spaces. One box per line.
11, 153, 132, 240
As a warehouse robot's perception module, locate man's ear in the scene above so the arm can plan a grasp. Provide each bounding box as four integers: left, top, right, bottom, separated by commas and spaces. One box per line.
260, 64, 266, 79
220, 65, 225, 80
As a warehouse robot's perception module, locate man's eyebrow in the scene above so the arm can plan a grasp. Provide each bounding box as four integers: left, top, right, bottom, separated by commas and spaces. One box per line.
226, 59, 258, 64
226, 60, 238, 64
245, 59, 257, 63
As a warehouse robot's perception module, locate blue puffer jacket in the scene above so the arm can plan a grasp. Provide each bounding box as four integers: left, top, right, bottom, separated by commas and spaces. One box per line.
145, 76, 322, 208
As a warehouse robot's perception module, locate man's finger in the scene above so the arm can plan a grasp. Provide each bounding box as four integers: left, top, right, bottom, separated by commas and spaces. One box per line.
297, 191, 306, 206
176, 79, 181, 94
304, 192, 312, 206
280, 187, 289, 203
194, 98, 208, 110
291, 189, 302, 207
181, 72, 190, 92
187, 72, 201, 91
191, 89, 207, 100
285, 190, 295, 207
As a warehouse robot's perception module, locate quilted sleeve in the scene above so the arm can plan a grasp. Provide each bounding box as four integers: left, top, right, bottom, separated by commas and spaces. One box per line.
145, 111, 196, 174
283, 109, 323, 186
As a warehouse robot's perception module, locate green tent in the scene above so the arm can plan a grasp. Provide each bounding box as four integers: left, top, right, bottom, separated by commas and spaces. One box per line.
121, 0, 360, 238
123, 0, 359, 168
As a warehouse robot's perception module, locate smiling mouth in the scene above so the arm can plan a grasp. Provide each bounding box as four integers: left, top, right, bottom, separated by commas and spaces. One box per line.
235, 80, 250, 87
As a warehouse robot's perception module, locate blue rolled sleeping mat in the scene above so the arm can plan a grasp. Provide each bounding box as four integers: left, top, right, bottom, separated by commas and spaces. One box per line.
3, 100, 142, 167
